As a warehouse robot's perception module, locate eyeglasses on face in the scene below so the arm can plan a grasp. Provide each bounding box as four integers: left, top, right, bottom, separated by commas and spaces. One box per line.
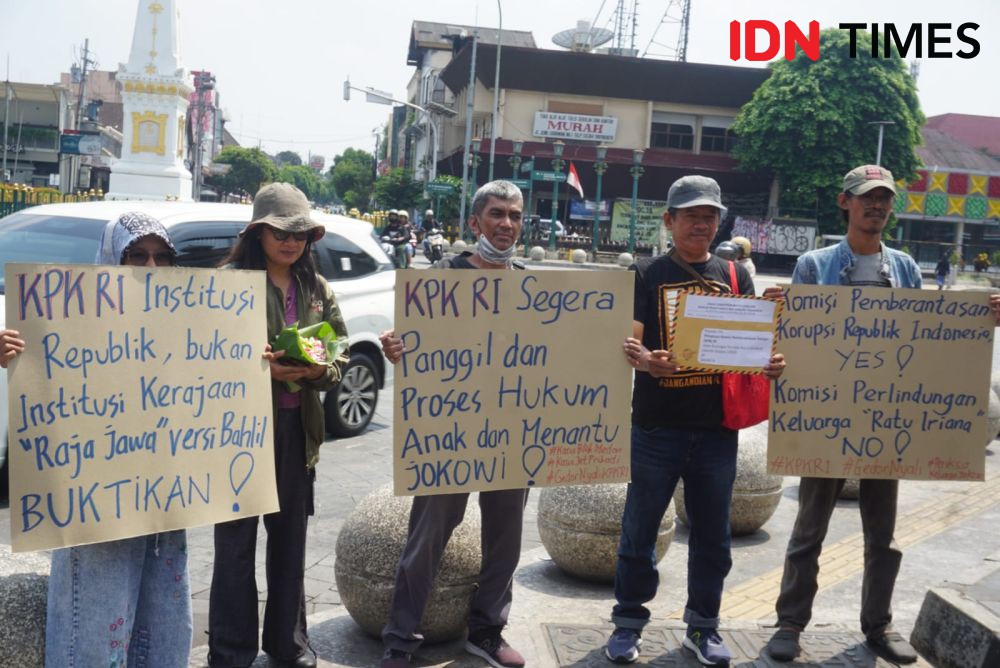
268, 227, 311, 242
125, 250, 175, 266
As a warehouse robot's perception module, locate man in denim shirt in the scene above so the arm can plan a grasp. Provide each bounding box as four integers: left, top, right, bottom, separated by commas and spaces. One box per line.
767, 165, 920, 664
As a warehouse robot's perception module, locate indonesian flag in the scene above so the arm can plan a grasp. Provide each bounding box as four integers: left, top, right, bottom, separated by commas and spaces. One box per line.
566, 161, 585, 199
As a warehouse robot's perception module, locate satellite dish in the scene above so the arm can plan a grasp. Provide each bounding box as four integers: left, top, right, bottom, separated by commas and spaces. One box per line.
553, 20, 614, 52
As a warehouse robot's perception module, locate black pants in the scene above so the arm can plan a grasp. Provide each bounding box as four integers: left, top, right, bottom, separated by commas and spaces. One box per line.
209, 408, 314, 665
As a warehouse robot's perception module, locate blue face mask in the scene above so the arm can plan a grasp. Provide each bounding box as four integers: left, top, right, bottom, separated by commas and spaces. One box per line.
477, 232, 516, 266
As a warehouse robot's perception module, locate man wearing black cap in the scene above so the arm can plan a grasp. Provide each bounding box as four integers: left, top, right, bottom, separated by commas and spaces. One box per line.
605, 175, 786, 666
766, 164, 920, 664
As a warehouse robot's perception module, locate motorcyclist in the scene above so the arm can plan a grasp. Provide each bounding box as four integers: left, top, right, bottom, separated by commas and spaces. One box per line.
398, 210, 416, 268
381, 209, 410, 269
714, 235, 756, 277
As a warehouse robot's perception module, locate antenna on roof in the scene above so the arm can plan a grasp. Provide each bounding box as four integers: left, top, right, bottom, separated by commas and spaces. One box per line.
606, 0, 640, 57
643, 0, 691, 60
552, 20, 614, 52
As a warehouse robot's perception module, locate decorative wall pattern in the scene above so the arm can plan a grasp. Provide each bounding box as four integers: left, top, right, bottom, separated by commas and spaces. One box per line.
896, 169, 1000, 221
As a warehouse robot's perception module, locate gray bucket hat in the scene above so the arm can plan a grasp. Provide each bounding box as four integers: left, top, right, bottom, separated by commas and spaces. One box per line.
666, 175, 728, 217
240, 182, 325, 241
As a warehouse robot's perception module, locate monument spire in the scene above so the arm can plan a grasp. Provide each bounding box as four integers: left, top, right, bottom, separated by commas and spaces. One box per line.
108, 0, 193, 201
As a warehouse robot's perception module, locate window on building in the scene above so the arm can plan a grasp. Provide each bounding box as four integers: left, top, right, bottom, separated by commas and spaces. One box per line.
650, 122, 694, 150
700, 126, 735, 153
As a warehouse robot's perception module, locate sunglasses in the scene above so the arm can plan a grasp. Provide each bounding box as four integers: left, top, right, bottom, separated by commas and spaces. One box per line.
125, 250, 175, 266
268, 227, 311, 242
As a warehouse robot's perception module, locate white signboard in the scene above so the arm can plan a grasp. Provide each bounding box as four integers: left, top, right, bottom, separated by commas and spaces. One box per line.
533, 112, 618, 142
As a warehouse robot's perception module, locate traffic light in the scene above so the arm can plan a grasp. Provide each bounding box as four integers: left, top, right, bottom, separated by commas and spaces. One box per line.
343, 79, 350, 101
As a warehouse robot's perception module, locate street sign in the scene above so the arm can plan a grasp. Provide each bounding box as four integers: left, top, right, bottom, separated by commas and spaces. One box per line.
510, 178, 530, 189
520, 160, 534, 174
425, 182, 456, 194
59, 132, 101, 156
533, 171, 566, 183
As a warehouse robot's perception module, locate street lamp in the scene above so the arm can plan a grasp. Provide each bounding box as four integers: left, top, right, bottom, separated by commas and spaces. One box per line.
488, 0, 503, 182
549, 140, 565, 251
469, 137, 482, 188
867, 120, 895, 166
592, 144, 608, 256
629, 148, 644, 255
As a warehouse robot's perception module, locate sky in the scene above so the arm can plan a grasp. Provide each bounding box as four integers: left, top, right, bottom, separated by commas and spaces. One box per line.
2, 0, 997, 167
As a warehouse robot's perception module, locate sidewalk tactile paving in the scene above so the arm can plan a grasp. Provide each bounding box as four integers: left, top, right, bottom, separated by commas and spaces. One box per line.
543, 624, 932, 666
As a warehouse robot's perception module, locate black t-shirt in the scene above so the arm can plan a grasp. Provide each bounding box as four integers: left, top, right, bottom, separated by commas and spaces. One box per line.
631, 253, 755, 429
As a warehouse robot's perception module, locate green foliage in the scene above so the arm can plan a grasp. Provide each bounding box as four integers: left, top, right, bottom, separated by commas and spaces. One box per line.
209, 146, 277, 197
329, 148, 375, 211
373, 168, 425, 211
991, 250, 1000, 270
276, 164, 324, 202
275, 150, 303, 167
731, 28, 924, 234
424, 175, 464, 228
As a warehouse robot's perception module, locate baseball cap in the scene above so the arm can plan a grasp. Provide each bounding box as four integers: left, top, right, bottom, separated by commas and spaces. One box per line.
843, 165, 897, 196
666, 175, 728, 217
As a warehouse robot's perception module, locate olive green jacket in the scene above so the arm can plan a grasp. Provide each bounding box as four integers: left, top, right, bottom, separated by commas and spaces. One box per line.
266, 273, 349, 468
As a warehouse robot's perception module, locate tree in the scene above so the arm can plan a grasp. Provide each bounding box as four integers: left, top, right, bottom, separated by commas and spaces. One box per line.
731, 28, 924, 234
276, 164, 324, 202
275, 150, 303, 167
210, 146, 277, 197
329, 148, 375, 211
373, 168, 424, 211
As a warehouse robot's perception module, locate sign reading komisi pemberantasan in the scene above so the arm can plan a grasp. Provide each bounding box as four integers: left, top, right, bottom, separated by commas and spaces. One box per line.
533, 111, 618, 142
5, 264, 278, 552
768, 285, 994, 481
392, 269, 633, 495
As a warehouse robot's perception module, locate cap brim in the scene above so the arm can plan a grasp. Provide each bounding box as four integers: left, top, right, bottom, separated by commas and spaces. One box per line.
239, 219, 326, 241
848, 181, 897, 196
670, 198, 728, 217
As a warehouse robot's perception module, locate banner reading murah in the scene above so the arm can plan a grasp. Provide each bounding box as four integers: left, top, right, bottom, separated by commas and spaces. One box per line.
5, 264, 278, 552
768, 285, 994, 481
392, 269, 633, 495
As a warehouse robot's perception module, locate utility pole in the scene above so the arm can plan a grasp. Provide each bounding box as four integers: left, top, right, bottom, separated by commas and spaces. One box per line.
71, 39, 95, 193
3, 55, 11, 183
459, 31, 478, 238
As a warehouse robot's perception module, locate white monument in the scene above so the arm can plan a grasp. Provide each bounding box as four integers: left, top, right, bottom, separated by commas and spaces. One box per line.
107, 0, 193, 201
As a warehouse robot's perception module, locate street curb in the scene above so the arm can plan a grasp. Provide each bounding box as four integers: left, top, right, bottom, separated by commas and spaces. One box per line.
910, 585, 1000, 668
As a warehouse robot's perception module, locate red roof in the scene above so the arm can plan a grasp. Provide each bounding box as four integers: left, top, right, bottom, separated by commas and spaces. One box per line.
925, 114, 1000, 157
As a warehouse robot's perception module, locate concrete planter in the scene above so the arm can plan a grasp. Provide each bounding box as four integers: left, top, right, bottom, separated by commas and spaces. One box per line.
538, 483, 675, 583
674, 423, 784, 536
0, 545, 49, 667
334, 484, 482, 642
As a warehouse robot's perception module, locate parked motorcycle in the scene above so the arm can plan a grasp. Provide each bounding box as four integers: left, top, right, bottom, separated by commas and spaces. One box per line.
423, 227, 445, 263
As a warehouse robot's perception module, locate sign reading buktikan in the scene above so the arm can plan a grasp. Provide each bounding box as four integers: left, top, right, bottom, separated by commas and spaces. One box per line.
392, 270, 633, 495
5, 264, 278, 552
533, 111, 618, 142
768, 285, 993, 481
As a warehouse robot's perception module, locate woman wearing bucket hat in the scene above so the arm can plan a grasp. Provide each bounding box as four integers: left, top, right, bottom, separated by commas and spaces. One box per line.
208, 183, 348, 668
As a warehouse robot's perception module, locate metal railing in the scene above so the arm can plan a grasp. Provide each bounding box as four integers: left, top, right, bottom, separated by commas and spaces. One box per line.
0, 184, 104, 217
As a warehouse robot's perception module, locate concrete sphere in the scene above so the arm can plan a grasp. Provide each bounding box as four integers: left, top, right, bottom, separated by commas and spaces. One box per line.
988, 388, 1000, 447
616, 252, 634, 267
674, 423, 784, 536
451, 239, 468, 252
538, 483, 675, 583
570, 248, 588, 264
0, 545, 49, 667
334, 484, 482, 642
839, 479, 861, 500
529, 246, 546, 261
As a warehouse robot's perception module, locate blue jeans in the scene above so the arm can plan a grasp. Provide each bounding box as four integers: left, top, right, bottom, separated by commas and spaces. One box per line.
45, 531, 192, 667
612, 426, 738, 631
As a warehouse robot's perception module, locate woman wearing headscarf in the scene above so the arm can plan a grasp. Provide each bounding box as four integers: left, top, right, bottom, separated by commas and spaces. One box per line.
2, 211, 193, 667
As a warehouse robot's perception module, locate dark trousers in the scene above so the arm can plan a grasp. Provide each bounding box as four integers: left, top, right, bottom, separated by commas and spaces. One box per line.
209, 409, 314, 665
611, 426, 738, 631
381, 488, 530, 654
775, 477, 902, 637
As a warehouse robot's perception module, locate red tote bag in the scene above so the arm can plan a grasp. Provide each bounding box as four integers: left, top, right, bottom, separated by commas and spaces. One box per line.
720, 261, 771, 430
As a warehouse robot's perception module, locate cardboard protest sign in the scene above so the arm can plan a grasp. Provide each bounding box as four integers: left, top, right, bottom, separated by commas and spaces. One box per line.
769, 285, 993, 481
670, 292, 782, 373
5, 264, 278, 552
392, 269, 633, 495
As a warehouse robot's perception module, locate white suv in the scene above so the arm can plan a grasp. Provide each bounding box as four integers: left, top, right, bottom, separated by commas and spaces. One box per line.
0, 201, 396, 494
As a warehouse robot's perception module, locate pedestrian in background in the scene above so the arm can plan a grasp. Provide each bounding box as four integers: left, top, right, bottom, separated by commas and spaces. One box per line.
936, 254, 951, 290
208, 183, 348, 668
